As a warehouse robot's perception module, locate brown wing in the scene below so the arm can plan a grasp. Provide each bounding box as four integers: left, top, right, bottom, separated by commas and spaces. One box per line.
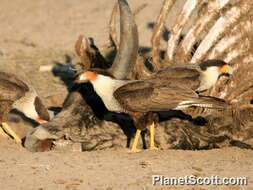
114, 80, 199, 112
0, 72, 29, 102
34, 97, 50, 121
151, 66, 201, 90
154, 66, 200, 78
114, 79, 228, 113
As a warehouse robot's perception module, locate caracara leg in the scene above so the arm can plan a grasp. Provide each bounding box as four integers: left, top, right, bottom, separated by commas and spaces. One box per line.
130, 129, 141, 153
0, 126, 9, 138
1, 122, 22, 144
149, 122, 158, 150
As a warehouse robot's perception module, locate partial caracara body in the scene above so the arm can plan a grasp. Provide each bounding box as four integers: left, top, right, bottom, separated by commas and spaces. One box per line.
0, 71, 50, 143
154, 59, 233, 93
77, 60, 232, 152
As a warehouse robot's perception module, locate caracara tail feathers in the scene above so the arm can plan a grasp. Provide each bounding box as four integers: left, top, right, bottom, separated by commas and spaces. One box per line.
175, 96, 229, 110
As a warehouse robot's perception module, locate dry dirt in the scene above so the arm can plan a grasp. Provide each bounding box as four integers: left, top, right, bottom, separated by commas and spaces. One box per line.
0, 0, 252, 190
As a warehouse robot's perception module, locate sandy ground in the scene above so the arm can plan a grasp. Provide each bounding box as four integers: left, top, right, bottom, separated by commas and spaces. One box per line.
1, 140, 252, 190
0, 0, 253, 190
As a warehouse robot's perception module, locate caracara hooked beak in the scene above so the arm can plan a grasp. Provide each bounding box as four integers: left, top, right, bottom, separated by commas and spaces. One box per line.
76, 71, 98, 83
219, 64, 233, 75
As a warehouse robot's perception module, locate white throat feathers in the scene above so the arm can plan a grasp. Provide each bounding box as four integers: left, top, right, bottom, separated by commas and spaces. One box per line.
12, 91, 39, 120
198, 66, 220, 92
90, 74, 127, 112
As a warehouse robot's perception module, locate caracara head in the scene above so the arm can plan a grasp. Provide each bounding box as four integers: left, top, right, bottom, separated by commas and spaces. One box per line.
218, 64, 233, 75
199, 59, 233, 76
77, 71, 98, 83
196, 60, 234, 92
75, 69, 115, 84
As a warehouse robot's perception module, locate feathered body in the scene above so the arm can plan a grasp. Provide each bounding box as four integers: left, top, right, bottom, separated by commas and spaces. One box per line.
87, 69, 228, 115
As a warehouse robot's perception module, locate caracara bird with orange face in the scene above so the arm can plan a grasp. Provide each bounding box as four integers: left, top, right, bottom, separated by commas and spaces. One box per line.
75, 0, 233, 152
0, 71, 50, 143
76, 61, 233, 152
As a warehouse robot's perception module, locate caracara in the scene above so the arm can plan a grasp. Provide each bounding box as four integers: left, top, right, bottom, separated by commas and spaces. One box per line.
76, 62, 232, 152
75, 0, 233, 152
0, 71, 50, 143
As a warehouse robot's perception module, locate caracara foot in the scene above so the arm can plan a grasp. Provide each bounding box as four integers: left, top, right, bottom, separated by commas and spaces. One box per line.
128, 147, 142, 153
149, 146, 159, 151
1, 122, 22, 144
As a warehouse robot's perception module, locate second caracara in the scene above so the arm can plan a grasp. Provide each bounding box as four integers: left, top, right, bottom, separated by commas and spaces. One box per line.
154, 59, 233, 93
0, 71, 50, 143
76, 66, 230, 152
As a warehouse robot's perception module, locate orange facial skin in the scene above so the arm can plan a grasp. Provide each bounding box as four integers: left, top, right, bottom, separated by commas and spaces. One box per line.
84, 71, 98, 81
219, 65, 229, 74
36, 117, 48, 124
